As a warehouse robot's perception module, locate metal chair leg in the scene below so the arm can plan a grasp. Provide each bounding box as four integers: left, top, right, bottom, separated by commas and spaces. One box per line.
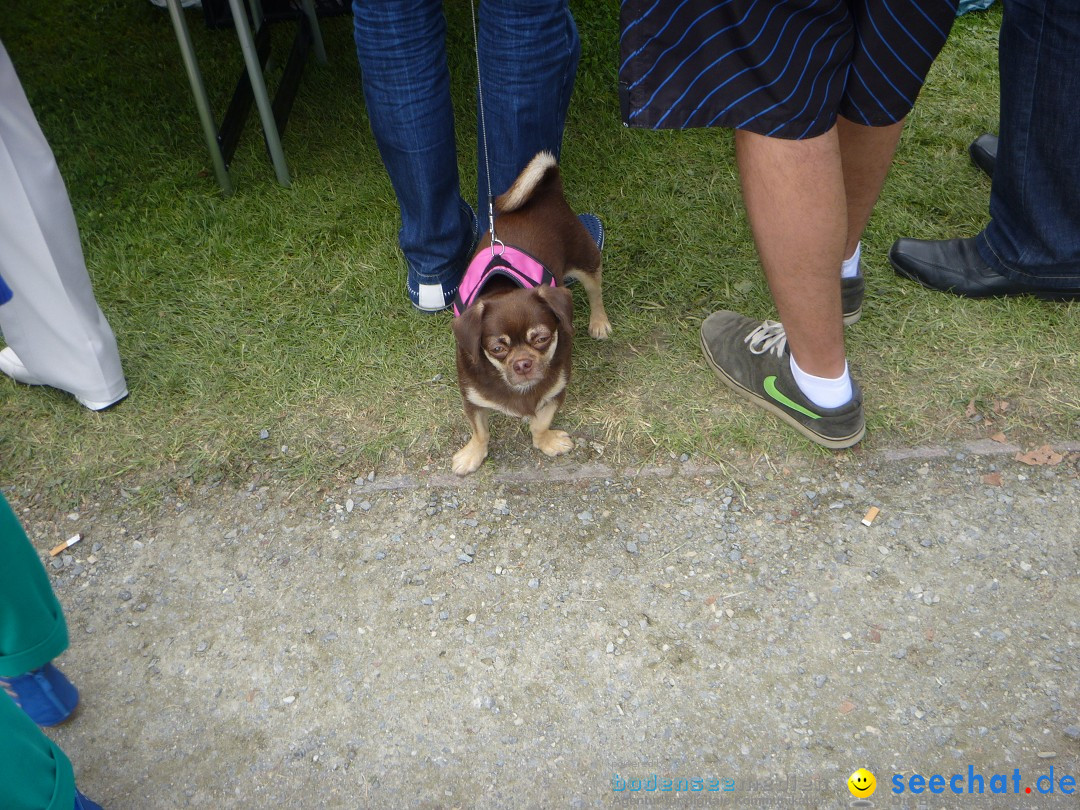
300, 0, 328, 65
165, 0, 233, 194
227, 0, 291, 186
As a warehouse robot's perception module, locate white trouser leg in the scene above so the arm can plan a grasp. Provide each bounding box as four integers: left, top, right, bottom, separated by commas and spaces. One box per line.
0, 40, 126, 405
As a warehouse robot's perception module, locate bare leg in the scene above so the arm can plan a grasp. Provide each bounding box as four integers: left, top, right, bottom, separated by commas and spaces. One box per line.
452, 404, 491, 476
736, 127, 847, 377
837, 116, 905, 257
529, 397, 572, 457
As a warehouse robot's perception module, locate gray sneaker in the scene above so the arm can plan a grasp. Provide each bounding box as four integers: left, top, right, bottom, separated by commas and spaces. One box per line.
841, 268, 864, 325
700, 311, 865, 449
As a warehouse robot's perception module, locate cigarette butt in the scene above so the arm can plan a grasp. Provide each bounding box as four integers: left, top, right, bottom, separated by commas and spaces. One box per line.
861, 507, 880, 527
49, 533, 82, 557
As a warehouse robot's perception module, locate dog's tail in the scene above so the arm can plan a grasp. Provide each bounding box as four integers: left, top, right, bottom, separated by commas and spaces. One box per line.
495, 151, 560, 215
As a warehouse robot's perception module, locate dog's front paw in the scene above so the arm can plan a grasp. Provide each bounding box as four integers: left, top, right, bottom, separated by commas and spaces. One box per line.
533, 429, 573, 457
589, 314, 612, 340
452, 440, 488, 476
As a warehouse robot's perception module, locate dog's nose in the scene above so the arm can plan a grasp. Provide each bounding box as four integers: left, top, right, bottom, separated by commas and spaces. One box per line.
513, 357, 533, 376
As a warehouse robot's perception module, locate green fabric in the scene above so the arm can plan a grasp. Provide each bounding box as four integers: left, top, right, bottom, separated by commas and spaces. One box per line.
0, 492, 76, 809
0, 492, 69, 676
0, 690, 76, 810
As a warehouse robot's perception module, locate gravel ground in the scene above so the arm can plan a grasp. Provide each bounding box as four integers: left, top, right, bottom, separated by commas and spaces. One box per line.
10, 439, 1079, 809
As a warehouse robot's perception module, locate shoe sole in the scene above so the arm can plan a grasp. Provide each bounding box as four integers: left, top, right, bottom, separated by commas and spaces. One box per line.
78, 390, 129, 411
842, 308, 861, 326
700, 332, 865, 450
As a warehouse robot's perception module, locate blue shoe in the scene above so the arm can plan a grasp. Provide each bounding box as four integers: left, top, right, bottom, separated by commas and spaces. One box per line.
74, 789, 104, 810
577, 213, 605, 253
408, 202, 479, 313
0, 663, 79, 726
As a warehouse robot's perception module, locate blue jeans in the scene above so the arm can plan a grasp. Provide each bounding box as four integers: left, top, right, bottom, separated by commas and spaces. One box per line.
976, 0, 1080, 287
353, 0, 580, 287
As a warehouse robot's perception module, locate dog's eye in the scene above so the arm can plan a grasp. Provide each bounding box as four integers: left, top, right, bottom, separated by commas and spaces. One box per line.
489, 345, 508, 357
533, 335, 550, 346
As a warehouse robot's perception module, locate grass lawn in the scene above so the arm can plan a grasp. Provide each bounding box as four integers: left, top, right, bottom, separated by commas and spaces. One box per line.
1, 1, 1075, 503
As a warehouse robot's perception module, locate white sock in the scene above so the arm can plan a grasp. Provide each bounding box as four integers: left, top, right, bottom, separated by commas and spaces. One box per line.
790, 355, 853, 409
841, 242, 862, 279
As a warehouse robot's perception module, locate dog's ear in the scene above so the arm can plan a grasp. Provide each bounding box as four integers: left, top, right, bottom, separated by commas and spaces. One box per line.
451, 300, 486, 364
537, 285, 574, 337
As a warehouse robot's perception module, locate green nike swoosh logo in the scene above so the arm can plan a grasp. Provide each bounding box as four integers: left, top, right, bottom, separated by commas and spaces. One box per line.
764, 376, 821, 419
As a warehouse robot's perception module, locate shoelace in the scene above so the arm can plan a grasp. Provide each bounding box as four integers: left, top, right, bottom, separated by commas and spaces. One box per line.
0, 678, 18, 704
744, 320, 788, 358
0, 668, 60, 710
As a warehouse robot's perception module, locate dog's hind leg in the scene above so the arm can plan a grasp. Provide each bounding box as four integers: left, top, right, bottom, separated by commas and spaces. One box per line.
566, 264, 612, 339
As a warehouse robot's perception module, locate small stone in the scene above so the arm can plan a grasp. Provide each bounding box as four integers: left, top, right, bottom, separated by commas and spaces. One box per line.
259, 429, 270, 440
466, 614, 477, 623
814, 675, 828, 688
438, 611, 449, 621
626, 542, 638, 554
421, 597, 434, 606
893, 648, 907, 660
346, 499, 354, 513
1036, 752, 1056, 760
1063, 725, 1080, 741
528, 578, 540, 589
119, 589, 133, 601
360, 501, 372, 512
282, 695, 296, 705
67, 513, 80, 521
374, 551, 386, 560
91, 542, 103, 553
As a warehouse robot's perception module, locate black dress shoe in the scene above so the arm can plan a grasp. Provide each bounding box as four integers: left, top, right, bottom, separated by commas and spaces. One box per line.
968, 133, 997, 179
889, 236, 1080, 300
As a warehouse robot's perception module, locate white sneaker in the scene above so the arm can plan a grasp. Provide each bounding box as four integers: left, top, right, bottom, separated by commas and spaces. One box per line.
0, 347, 128, 411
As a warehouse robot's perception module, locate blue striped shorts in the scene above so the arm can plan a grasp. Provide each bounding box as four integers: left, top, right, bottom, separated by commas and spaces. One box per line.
619, 0, 958, 139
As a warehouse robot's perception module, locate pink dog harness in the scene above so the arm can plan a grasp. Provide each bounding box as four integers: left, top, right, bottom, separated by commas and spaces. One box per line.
452, 245, 556, 317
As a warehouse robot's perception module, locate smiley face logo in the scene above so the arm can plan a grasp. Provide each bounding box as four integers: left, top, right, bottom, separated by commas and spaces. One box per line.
847, 768, 877, 798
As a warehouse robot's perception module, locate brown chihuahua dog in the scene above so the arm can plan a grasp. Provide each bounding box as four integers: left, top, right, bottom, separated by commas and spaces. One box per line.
450, 152, 610, 476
